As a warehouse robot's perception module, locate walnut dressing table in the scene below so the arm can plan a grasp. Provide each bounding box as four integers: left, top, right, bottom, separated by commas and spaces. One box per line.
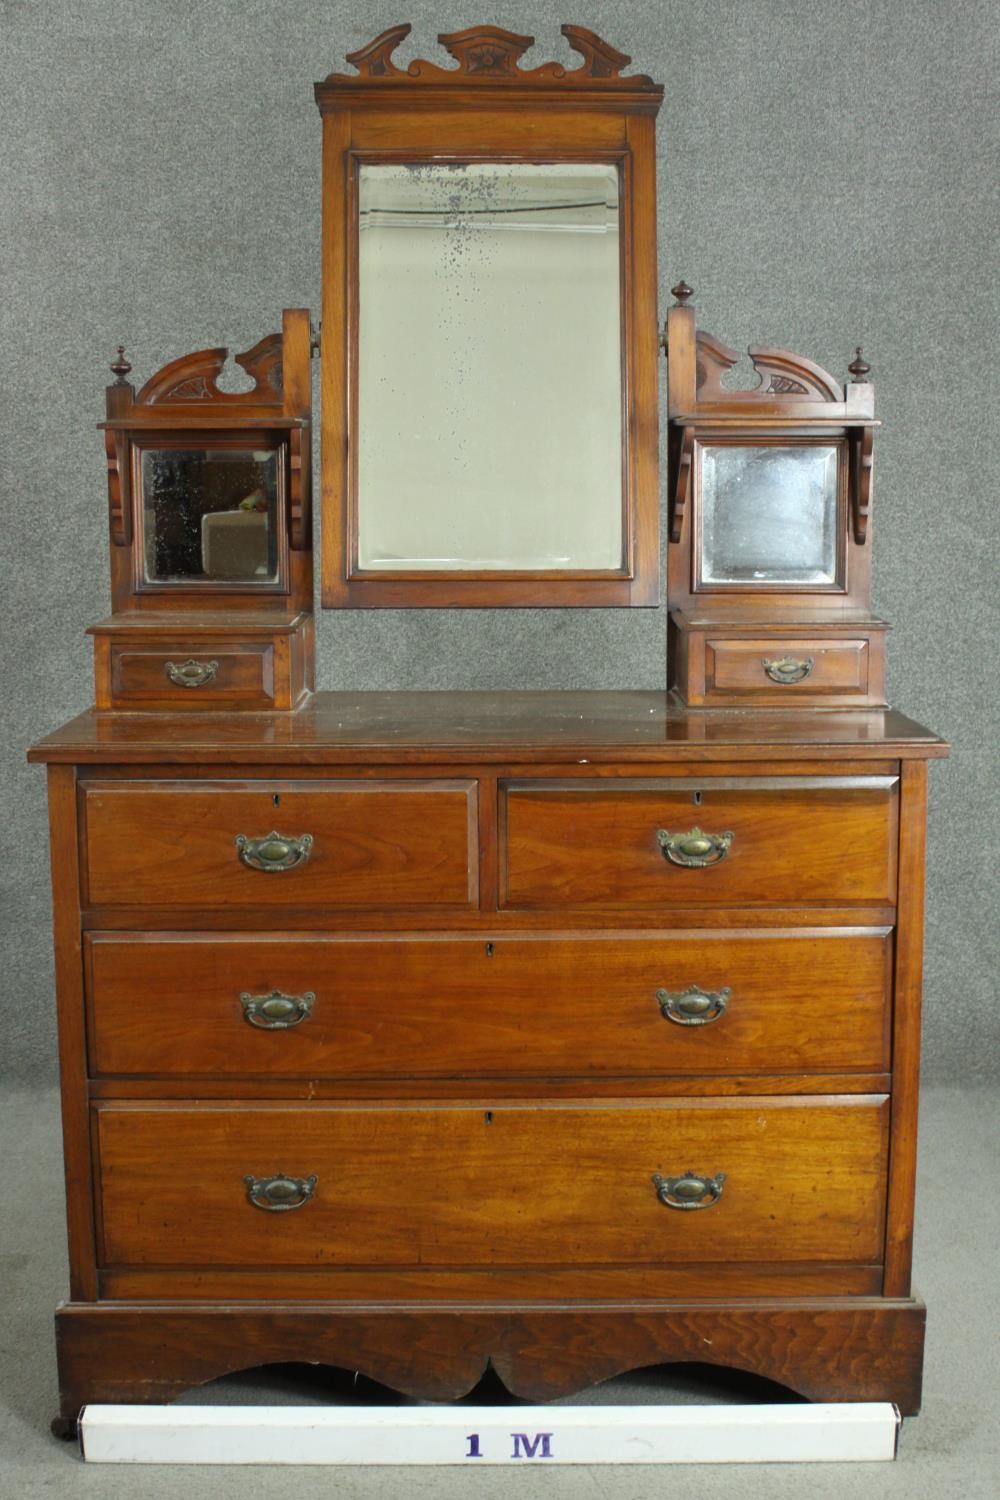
30, 25, 946, 1438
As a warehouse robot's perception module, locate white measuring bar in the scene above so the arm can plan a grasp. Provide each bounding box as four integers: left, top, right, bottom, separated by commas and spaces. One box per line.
80, 1402, 900, 1464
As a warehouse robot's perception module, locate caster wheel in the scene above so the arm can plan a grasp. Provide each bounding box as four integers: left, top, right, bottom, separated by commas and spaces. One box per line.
51, 1414, 79, 1442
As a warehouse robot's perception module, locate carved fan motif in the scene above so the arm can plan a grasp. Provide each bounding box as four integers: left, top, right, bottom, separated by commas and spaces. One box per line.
333, 23, 648, 85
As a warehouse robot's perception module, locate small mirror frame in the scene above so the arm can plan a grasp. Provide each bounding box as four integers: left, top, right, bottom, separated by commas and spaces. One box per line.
100, 310, 314, 616
665, 295, 878, 620
315, 24, 664, 608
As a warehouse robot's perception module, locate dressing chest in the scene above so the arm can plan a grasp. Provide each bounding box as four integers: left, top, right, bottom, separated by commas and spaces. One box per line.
30, 23, 946, 1437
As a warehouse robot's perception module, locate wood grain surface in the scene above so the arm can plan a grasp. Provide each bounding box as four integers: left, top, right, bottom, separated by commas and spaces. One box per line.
502, 779, 898, 907
80, 779, 478, 908
94, 1097, 888, 1270
86, 928, 892, 1078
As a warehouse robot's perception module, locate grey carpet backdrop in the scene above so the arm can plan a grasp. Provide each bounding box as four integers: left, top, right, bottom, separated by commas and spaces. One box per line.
2, 0, 997, 1084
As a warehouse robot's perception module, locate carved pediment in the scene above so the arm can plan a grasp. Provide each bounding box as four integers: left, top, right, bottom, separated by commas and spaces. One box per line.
695, 332, 842, 404
136, 333, 283, 406
330, 23, 651, 86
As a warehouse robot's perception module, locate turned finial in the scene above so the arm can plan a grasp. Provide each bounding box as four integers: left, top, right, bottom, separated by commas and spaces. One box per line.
110, 345, 132, 383
671, 280, 694, 305
847, 345, 871, 380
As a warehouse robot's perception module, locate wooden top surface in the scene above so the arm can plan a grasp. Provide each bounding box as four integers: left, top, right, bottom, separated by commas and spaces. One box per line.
27, 691, 948, 766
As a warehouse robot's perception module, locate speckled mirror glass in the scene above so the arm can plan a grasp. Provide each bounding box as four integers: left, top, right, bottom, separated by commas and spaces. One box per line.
356, 162, 623, 571
698, 444, 841, 587
140, 447, 281, 586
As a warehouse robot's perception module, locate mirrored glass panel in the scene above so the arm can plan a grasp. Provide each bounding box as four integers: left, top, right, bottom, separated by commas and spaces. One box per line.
140, 447, 280, 585
357, 162, 623, 571
699, 444, 841, 586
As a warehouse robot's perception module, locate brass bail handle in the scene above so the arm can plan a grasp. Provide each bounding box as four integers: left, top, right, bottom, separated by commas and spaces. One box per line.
165, 658, 219, 688
762, 655, 813, 685
657, 985, 730, 1025
653, 1170, 726, 1210
235, 831, 314, 872
240, 990, 315, 1029
657, 827, 733, 868
244, 1172, 318, 1212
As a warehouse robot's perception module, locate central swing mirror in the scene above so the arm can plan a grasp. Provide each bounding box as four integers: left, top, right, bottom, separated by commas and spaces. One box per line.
357, 161, 623, 575
316, 24, 663, 607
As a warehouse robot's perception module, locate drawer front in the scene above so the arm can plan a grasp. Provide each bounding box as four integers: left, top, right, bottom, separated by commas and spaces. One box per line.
95, 1098, 888, 1269
502, 777, 898, 909
109, 642, 275, 708
81, 780, 478, 909
707, 638, 869, 696
87, 929, 891, 1077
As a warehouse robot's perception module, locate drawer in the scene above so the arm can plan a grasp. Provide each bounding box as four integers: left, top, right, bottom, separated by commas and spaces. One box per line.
109, 642, 276, 709
95, 1098, 889, 1269
668, 613, 889, 709
86, 929, 892, 1077
89, 611, 313, 712
502, 776, 898, 909
707, 638, 869, 696
80, 780, 478, 910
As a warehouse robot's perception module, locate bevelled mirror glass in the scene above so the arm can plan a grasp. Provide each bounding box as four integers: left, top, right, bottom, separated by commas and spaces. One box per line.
356, 161, 623, 572
697, 443, 842, 587
139, 446, 282, 586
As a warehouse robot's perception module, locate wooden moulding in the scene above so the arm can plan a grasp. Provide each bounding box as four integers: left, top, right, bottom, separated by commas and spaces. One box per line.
52, 1298, 927, 1430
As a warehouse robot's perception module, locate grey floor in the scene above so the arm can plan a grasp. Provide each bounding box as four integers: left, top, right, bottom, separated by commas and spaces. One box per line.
1, 1086, 996, 1499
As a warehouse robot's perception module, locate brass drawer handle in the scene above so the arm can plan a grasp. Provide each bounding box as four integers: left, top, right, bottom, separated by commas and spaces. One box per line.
653, 1170, 726, 1210
762, 655, 814, 684
657, 827, 733, 867
244, 1172, 317, 1212
240, 989, 315, 1029
235, 830, 314, 872
164, 658, 219, 688
657, 984, 730, 1025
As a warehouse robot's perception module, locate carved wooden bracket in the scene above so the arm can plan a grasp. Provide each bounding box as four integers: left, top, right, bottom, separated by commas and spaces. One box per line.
850, 424, 874, 544
695, 333, 841, 404
136, 333, 283, 406
669, 426, 694, 544
104, 429, 131, 547
335, 23, 646, 84
287, 426, 311, 550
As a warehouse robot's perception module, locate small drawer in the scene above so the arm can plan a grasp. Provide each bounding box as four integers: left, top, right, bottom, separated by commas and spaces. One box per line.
80, 779, 478, 910
502, 776, 898, 909
109, 642, 276, 709
86, 928, 892, 1078
708, 638, 869, 696
669, 614, 888, 708
89, 612, 313, 712
94, 1098, 889, 1270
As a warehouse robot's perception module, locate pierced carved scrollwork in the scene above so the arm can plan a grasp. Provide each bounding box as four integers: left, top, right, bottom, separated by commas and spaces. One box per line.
694, 333, 842, 404
334, 23, 646, 84
694, 332, 741, 402
136, 333, 283, 406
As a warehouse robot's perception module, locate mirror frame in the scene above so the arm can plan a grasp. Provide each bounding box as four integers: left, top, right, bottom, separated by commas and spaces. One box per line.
130, 432, 289, 596
315, 25, 663, 608
691, 434, 849, 595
